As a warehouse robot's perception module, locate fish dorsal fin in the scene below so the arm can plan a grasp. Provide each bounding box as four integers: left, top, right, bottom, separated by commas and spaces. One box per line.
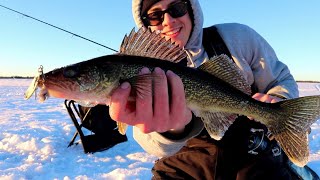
198, 54, 251, 95
119, 28, 186, 63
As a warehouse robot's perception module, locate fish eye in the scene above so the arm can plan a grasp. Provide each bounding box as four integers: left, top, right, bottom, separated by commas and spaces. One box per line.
63, 65, 79, 78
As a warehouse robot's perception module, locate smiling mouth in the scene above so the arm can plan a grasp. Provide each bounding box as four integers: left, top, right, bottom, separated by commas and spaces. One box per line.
163, 28, 181, 36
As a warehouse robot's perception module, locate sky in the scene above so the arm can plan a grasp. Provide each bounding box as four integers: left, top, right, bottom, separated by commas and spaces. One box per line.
0, 1, 320, 81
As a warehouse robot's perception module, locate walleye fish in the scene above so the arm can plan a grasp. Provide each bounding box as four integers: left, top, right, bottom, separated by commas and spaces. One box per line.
25, 28, 320, 167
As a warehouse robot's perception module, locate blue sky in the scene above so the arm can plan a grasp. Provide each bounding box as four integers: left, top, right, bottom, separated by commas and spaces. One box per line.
0, 1, 320, 81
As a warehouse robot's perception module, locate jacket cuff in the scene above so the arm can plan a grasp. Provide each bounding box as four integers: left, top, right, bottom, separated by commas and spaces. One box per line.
159, 114, 204, 142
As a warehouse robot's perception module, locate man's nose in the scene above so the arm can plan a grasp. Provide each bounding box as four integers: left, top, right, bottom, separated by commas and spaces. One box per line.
162, 12, 176, 26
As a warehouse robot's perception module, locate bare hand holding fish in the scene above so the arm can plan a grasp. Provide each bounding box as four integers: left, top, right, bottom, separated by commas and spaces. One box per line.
109, 67, 192, 134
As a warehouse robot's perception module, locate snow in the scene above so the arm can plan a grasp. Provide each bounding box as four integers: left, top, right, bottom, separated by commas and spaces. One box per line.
0, 79, 319, 179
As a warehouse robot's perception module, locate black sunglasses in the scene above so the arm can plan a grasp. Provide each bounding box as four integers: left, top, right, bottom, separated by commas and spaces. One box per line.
142, 1, 188, 26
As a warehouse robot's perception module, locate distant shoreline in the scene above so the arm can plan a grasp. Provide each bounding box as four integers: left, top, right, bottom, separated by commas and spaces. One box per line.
296, 80, 320, 83
0, 76, 33, 79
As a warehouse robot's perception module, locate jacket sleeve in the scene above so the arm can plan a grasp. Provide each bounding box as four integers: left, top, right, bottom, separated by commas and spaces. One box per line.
217, 23, 299, 99
133, 118, 204, 157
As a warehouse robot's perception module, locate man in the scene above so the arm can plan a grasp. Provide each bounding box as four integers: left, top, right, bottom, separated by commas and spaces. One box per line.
109, 0, 319, 179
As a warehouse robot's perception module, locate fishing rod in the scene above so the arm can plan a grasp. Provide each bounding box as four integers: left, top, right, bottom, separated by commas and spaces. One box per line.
0, 4, 118, 52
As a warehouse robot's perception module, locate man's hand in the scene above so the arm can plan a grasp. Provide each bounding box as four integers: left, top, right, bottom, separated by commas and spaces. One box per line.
252, 93, 283, 103
109, 67, 192, 134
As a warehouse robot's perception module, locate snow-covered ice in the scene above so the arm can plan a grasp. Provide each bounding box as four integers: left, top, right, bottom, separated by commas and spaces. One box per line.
0, 79, 319, 179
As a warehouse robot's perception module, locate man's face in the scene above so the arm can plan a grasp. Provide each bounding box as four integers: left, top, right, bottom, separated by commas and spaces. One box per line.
146, 0, 192, 47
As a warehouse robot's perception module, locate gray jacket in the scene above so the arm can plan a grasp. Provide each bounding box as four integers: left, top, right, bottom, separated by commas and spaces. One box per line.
131, 0, 298, 157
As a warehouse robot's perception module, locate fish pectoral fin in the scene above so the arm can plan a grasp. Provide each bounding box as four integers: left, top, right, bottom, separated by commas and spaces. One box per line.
125, 74, 161, 99
275, 131, 309, 167
200, 111, 237, 140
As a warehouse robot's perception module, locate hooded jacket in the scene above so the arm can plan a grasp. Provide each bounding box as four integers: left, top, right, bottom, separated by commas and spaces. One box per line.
132, 0, 299, 157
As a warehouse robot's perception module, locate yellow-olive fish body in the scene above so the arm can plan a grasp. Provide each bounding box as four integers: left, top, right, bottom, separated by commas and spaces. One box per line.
25, 28, 320, 167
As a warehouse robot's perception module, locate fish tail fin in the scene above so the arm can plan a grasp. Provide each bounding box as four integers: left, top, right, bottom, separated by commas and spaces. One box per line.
270, 96, 320, 167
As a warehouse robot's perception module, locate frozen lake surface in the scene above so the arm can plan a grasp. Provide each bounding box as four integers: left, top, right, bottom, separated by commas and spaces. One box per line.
0, 79, 319, 179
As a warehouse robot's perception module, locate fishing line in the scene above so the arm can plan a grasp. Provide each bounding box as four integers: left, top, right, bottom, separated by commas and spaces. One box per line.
0, 4, 118, 52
